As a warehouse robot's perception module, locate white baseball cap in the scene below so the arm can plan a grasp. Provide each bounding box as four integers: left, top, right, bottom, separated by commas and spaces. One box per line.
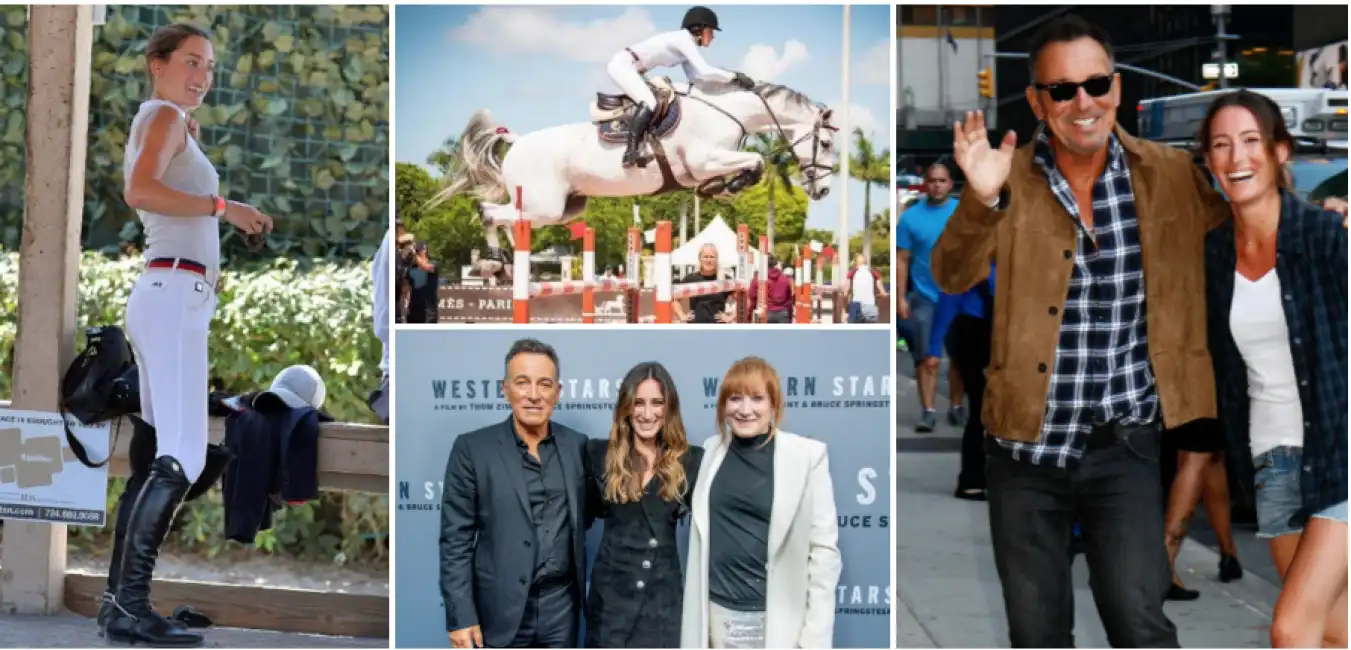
257, 365, 326, 410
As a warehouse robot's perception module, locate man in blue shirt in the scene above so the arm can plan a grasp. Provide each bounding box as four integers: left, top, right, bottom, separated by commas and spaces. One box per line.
897, 162, 963, 432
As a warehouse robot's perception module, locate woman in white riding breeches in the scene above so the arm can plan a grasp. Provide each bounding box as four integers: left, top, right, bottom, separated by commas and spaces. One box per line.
103, 22, 273, 648
608, 6, 755, 167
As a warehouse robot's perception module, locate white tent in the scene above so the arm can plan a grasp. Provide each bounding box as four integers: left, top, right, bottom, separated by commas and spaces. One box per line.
656, 214, 750, 269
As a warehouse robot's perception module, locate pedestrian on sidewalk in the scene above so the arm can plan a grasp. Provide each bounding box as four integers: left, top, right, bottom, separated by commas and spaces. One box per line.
929, 261, 995, 501
932, 15, 1240, 647
1161, 416, 1243, 601
1199, 90, 1348, 648
897, 161, 959, 432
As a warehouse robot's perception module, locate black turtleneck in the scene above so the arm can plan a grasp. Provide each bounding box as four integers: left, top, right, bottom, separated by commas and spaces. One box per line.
708, 431, 775, 612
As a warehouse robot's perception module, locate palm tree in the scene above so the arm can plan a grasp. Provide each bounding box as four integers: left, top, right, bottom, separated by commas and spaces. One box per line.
849, 128, 890, 262
746, 133, 796, 250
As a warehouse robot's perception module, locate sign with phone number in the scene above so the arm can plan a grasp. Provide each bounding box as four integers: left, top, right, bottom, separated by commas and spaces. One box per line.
0, 408, 109, 528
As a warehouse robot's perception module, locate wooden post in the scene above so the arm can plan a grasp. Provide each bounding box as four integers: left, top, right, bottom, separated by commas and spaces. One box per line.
2, 4, 94, 615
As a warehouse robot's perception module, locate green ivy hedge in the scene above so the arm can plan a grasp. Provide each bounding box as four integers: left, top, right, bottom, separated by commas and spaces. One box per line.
0, 4, 389, 263
0, 252, 388, 565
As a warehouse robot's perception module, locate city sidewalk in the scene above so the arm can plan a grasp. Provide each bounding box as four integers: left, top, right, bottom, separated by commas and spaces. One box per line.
894, 352, 1282, 648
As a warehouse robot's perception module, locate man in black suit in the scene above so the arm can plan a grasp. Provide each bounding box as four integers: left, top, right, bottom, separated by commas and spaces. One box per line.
439, 338, 591, 649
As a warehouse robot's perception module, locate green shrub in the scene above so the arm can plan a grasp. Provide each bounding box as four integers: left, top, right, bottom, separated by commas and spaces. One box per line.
0, 4, 390, 263
0, 252, 388, 566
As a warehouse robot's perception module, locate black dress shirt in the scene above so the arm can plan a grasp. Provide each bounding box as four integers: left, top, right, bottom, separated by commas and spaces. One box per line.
517, 433, 574, 586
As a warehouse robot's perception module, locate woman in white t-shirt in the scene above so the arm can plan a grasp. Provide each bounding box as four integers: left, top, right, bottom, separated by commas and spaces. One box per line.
1201, 89, 1348, 648
102, 23, 273, 647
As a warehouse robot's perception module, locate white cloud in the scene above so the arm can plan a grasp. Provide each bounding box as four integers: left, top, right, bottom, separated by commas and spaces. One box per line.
825, 101, 882, 139
448, 7, 657, 63
740, 40, 809, 82
858, 39, 890, 86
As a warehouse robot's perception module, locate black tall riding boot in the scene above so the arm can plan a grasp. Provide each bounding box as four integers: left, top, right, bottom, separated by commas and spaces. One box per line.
104, 456, 204, 647
98, 417, 157, 633
623, 105, 654, 168
98, 469, 147, 632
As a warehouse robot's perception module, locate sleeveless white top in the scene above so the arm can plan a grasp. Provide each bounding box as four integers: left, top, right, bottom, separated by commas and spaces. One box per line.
123, 99, 221, 275
1230, 270, 1305, 457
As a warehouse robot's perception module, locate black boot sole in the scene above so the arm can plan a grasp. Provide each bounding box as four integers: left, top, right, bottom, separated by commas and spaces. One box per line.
105, 632, 204, 648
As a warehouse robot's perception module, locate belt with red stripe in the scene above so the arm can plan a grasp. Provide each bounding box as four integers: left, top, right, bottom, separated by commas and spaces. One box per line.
146, 257, 207, 277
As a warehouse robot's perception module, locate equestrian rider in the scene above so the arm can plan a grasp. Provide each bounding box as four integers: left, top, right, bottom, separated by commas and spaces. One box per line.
607, 6, 756, 167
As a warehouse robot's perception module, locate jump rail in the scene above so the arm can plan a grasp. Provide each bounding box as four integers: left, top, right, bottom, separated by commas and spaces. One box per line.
508, 186, 763, 324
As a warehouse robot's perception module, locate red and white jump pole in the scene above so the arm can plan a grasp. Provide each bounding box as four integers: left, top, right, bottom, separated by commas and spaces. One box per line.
581, 227, 595, 323
795, 244, 814, 323
653, 221, 673, 324
512, 187, 643, 323
512, 187, 531, 323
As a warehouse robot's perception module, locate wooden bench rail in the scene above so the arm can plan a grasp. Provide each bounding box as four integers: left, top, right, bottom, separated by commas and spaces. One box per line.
64, 573, 388, 638
0, 402, 389, 492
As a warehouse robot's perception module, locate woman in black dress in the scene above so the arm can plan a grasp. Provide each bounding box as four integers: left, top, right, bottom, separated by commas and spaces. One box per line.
584, 361, 703, 648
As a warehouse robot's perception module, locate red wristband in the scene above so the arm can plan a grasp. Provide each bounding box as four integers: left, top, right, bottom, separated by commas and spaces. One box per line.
211, 195, 226, 218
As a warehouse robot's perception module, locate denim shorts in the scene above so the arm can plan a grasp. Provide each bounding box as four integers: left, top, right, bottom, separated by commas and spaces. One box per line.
1312, 500, 1349, 525
907, 293, 936, 362
1253, 446, 1305, 539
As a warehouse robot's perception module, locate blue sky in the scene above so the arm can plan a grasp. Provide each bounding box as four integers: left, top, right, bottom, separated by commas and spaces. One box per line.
396, 4, 891, 233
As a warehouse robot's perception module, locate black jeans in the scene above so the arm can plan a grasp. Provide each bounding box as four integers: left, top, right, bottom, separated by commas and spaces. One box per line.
986, 423, 1177, 648
947, 314, 991, 491
498, 580, 580, 649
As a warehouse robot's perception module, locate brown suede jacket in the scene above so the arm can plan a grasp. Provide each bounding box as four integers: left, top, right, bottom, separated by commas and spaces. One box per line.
931, 124, 1229, 443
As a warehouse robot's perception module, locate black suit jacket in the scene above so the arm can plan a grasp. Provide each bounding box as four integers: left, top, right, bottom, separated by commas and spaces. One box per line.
439, 416, 591, 647
583, 439, 704, 648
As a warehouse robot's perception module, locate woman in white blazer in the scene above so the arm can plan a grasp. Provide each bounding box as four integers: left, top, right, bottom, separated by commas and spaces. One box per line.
681, 356, 843, 649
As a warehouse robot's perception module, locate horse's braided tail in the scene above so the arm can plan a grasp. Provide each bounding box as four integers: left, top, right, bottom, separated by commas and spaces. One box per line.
426, 109, 515, 209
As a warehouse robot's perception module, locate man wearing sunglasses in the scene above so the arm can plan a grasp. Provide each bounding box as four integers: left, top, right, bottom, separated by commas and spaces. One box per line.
930, 15, 1229, 649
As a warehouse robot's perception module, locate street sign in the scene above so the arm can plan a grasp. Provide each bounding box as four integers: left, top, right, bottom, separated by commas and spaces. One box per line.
1203, 63, 1241, 80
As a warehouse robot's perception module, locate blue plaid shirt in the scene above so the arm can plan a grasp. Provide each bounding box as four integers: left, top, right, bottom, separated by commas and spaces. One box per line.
995, 131, 1159, 468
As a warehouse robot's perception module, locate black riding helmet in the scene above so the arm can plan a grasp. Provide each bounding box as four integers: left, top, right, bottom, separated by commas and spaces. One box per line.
682, 6, 721, 32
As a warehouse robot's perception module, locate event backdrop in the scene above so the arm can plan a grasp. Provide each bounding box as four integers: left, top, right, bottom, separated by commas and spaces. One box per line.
393, 329, 891, 648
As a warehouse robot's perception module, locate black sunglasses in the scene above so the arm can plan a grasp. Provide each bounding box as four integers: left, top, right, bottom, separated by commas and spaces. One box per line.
1033, 75, 1114, 103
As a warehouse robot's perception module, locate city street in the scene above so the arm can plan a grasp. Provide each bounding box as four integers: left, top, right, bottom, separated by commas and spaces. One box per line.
895, 349, 1283, 648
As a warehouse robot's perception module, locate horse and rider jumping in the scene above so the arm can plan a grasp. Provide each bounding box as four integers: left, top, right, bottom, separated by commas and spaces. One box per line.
432, 6, 840, 279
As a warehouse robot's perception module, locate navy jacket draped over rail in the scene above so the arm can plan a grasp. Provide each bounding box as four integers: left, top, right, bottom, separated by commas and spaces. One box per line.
221, 393, 330, 544
1204, 190, 1348, 527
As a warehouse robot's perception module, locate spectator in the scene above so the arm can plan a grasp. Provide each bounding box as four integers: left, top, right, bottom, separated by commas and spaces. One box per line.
748, 254, 793, 323
847, 252, 886, 323
673, 243, 734, 323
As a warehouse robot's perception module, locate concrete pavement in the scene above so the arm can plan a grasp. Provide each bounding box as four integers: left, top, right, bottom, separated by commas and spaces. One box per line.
894, 349, 1282, 648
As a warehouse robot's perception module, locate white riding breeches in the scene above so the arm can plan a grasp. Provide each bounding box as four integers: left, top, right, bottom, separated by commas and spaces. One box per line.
124, 267, 217, 483
607, 51, 656, 110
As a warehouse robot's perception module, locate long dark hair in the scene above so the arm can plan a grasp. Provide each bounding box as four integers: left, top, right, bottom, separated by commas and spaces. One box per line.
604, 362, 690, 504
